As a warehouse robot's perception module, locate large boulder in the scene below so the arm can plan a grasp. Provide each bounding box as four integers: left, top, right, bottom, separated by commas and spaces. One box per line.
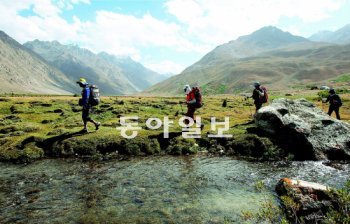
276, 178, 333, 223
255, 98, 350, 160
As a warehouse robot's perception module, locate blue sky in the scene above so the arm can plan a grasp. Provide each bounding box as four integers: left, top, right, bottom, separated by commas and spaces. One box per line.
1, 0, 350, 74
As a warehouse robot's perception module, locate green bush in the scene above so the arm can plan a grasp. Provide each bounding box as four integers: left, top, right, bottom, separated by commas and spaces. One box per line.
325, 179, 350, 224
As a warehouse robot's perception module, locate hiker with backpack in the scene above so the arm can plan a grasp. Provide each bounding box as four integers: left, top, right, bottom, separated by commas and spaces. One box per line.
183, 84, 204, 129
323, 88, 342, 120
77, 78, 101, 133
251, 82, 268, 112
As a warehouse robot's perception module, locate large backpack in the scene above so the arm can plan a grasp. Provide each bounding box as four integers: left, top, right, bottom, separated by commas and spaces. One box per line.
260, 86, 268, 103
193, 87, 203, 108
332, 95, 342, 107
89, 85, 101, 106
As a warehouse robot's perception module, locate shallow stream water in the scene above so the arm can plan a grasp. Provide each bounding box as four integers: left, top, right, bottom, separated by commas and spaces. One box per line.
0, 156, 349, 223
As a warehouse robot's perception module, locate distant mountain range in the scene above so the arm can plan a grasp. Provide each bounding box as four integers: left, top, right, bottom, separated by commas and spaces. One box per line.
0, 31, 166, 95
1, 24, 350, 95
146, 25, 350, 95
309, 24, 350, 44
24, 40, 167, 95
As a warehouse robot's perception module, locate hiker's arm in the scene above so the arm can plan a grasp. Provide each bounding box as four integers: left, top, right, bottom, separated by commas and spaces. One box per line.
258, 90, 264, 97
325, 96, 330, 103
187, 99, 196, 104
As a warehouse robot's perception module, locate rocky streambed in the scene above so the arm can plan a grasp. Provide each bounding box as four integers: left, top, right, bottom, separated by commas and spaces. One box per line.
0, 156, 349, 223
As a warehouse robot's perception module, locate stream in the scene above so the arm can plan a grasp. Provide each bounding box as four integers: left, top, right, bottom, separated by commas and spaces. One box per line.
0, 156, 349, 223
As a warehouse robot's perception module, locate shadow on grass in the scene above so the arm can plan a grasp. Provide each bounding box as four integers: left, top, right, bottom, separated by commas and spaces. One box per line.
39, 130, 87, 154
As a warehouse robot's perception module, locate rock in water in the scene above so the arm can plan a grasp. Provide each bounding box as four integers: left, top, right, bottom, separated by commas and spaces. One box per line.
255, 98, 350, 160
276, 178, 332, 223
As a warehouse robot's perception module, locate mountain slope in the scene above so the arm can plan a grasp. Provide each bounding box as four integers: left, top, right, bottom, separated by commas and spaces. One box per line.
0, 31, 75, 94
24, 40, 164, 94
24, 40, 139, 95
198, 26, 311, 65
309, 24, 350, 44
146, 27, 350, 95
98, 53, 167, 90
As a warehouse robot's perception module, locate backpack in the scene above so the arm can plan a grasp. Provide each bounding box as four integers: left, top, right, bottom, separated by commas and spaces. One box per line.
332, 95, 342, 107
260, 86, 268, 103
193, 87, 203, 108
89, 85, 101, 106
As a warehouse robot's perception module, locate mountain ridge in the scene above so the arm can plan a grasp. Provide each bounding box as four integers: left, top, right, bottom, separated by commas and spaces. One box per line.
309, 24, 350, 44
145, 26, 350, 95
0, 31, 75, 94
24, 40, 164, 95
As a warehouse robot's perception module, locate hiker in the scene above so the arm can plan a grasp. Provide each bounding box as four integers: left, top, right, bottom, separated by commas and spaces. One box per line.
323, 88, 342, 120
183, 84, 204, 129
77, 78, 100, 133
251, 82, 268, 112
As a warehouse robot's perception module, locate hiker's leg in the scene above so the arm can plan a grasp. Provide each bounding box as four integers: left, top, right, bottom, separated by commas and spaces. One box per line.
335, 107, 341, 120
84, 108, 100, 129
255, 103, 262, 112
82, 108, 89, 130
185, 106, 195, 125
328, 106, 334, 116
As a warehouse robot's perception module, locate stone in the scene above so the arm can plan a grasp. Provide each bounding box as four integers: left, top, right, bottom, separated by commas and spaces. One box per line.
255, 98, 350, 160
276, 178, 333, 223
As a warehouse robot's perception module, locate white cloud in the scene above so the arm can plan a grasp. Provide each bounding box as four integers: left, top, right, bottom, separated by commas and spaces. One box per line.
165, 0, 346, 45
78, 11, 194, 54
0, 0, 83, 43
144, 60, 186, 74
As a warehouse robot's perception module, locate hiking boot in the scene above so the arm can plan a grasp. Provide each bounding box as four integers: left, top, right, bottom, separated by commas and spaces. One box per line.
200, 124, 204, 130
95, 122, 101, 130
81, 128, 88, 133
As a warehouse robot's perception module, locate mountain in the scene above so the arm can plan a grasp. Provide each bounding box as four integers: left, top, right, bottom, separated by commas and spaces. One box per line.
145, 26, 350, 95
198, 26, 311, 65
24, 40, 164, 95
0, 31, 75, 94
309, 24, 350, 44
98, 53, 168, 90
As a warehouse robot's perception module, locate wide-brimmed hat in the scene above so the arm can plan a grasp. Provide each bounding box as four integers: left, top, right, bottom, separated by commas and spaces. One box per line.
77, 78, 88, 85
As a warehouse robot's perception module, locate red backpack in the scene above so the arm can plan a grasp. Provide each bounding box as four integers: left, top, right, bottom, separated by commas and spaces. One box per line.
260, 86, 268, 103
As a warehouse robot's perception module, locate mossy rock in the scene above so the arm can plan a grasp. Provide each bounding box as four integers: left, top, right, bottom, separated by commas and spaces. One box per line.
47, 134, 159, 157
3, 115, 21, 122
21, 143, 45, 161
166, 137, 198, 155
0, 126, 18, 134
227, 134, 283, 160
0, 98, 10, 102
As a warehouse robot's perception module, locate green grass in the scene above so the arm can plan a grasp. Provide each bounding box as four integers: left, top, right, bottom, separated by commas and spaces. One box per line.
332, 73, 350, 83
0, 91, 349, 163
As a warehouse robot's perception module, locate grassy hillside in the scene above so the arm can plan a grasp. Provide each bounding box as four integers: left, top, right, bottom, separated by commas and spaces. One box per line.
146, 43, 350, 95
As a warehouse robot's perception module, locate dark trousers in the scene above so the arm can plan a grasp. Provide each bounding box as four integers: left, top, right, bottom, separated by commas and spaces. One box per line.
255, 102, 262, 112
328, 105, 341, 120
82, 107, 92, 123
185, 105, 196, 124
